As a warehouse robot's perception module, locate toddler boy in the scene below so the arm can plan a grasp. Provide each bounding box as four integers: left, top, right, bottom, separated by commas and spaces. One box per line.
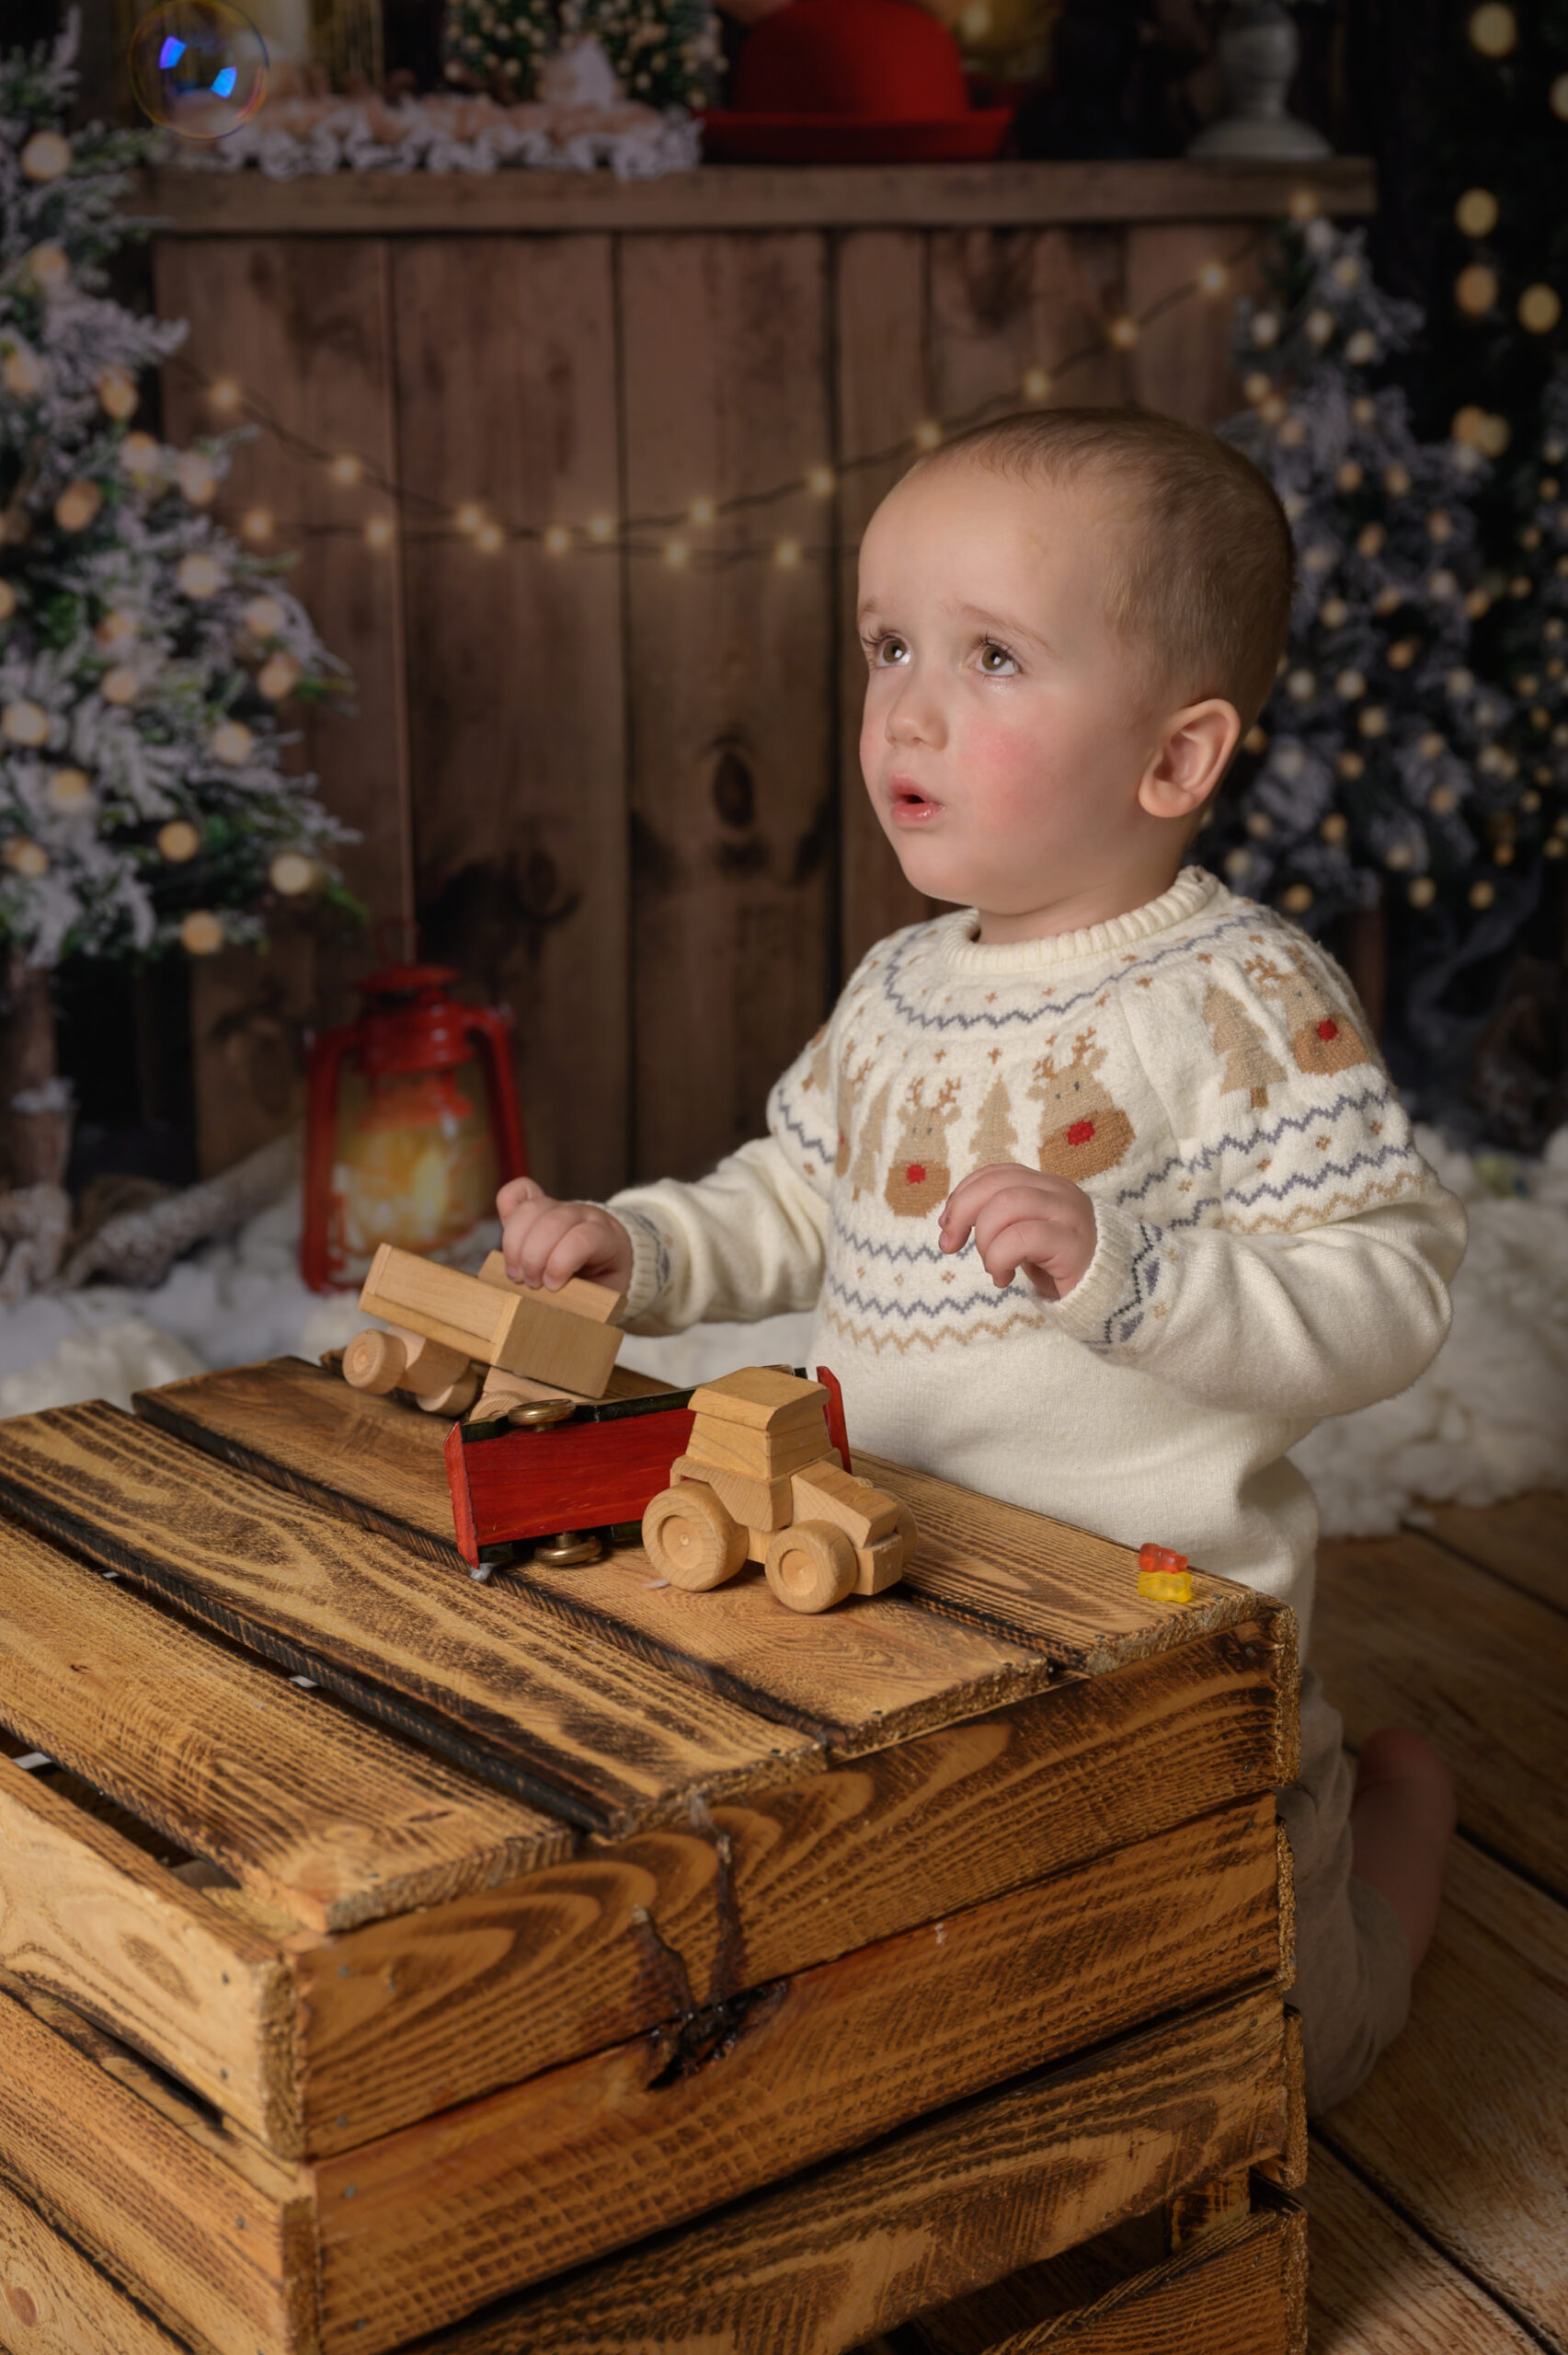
499, 407, 1463, 2113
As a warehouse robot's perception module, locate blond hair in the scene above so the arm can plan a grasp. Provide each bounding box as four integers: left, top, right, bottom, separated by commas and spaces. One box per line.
910, 407, 1294, 729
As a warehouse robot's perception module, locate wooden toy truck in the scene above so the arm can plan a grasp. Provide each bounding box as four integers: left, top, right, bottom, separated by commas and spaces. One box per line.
340, 1243, 626, 1416
642, 1368, 917, 1614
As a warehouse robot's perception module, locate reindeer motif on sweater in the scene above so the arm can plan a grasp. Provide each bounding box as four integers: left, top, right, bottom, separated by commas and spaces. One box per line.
1243, 946, 1370, 1078
1028, 1028, 1135, 1179
884, 1074, 964, 1216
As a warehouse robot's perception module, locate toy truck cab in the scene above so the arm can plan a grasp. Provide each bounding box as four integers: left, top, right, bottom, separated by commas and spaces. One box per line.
641, 1368, 915, 1614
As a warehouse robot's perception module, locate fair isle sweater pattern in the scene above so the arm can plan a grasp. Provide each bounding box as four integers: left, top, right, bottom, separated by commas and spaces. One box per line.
764, 869, 1445, 1360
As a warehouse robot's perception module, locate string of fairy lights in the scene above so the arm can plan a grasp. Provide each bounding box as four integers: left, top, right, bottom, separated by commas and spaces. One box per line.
175, 216, 1295, 572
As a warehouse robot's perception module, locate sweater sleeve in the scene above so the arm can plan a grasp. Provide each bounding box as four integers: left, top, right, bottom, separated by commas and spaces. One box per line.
603, 1017, 840, 1336
1046, 928, 1468, 1419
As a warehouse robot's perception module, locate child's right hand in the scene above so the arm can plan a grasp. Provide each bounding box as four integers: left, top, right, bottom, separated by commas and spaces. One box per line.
496, 1177, 635, 1297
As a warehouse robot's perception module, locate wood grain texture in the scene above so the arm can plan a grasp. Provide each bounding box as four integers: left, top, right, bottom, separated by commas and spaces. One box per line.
155, 236, 412, 1178
0, 1759, 297, 2156
0, 1981, 312, 2355
864, 1453, 1298, 1693
0, 1525, 565, 1933
1312, 1529, 1568, 1897
289, 1625, 1283, 2154
311, 1801, 1279, 2350
514, 1535, 1056, 1752
0, 1402, 817, 1838
390, 235, 628, 1200
834, 229, 936, 976
132, 158, 1379, 236
397, 1990, 1290, 2353
619, 229, 835, 1184
1305, 2141, 1539, 2355
1125, 223, 1260, 426
1416, 1490, 1568, 1617
0, 2172, 211, 2355
930, 224, 1130, 423
911, 2199, 1305, 2354
1316, 1839, 1568, 2348
133, 1356, 664, 1565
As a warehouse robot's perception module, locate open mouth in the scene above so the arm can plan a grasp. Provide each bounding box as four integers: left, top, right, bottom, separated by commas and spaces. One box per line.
887, 778, 941, 823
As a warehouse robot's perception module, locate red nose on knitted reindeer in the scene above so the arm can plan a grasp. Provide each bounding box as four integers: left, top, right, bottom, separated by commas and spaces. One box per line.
884, 1073, 964, 1215
1029, 1028, 1135, 1180
1243, 947, 1371, 1077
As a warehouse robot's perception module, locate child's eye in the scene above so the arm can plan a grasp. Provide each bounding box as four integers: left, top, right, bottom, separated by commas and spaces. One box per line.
867, 634, 910, 667
978, 641, 1019, 675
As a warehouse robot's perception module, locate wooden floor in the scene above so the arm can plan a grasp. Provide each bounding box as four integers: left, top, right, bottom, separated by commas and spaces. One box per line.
1305, 1490, 1568, 2353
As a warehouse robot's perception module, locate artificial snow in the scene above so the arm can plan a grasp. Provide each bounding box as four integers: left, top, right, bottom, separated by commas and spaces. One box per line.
0, 1130, 1562, 1535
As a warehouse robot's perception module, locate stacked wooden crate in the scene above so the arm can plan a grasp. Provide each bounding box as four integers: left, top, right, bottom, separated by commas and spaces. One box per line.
0, 1358, 1304, 2353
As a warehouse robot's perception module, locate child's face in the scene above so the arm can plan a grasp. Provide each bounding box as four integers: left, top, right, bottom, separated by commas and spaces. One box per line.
857, 460, 1202, 934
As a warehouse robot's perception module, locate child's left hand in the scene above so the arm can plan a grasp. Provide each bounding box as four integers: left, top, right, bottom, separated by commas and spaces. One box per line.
938, 1163, 1098, 1301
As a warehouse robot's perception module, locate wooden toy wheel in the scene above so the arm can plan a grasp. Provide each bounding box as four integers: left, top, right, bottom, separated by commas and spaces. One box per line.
343, 1328, 406, 1394
764, 1521, 857, 1614
643, 1484, 747, 1591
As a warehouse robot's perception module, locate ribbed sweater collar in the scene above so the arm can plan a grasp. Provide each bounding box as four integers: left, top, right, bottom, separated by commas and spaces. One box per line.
933, 865, 1222, 977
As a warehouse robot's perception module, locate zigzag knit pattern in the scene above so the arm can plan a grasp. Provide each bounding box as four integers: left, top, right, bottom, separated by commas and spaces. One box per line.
764, 866, 1442, 1359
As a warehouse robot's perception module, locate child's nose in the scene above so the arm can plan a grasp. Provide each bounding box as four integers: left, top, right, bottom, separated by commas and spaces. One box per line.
887, 676, 946, 748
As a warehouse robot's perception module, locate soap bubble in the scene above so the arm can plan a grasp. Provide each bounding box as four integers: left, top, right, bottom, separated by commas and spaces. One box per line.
129, 2, 269, 140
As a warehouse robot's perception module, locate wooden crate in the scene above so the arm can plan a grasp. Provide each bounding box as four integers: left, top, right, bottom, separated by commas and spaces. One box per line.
129, 159, 1375, 1190
0, 1359, 1303, 2355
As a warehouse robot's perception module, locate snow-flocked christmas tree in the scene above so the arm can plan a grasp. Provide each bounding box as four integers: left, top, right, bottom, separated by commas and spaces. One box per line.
0, 17, 351, 1185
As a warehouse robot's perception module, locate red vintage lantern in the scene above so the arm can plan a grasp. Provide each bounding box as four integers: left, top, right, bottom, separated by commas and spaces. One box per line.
302, 965, 527, 1292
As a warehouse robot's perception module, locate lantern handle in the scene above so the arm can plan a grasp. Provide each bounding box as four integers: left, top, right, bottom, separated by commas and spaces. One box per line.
301, 1018, 359, 1292
460, 1002, 529, 1190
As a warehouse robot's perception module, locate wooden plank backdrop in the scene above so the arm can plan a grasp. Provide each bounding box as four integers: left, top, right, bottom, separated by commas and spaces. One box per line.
144, 160, 1374, 1191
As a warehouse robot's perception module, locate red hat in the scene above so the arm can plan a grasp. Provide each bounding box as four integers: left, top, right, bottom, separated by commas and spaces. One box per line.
703, 0, 1013, 164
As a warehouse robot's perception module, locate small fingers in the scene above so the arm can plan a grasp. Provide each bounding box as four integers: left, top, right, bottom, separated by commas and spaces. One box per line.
513, 1203, 589, 1289
497, 1174, 544, 1221
541, 1217, 615, 1292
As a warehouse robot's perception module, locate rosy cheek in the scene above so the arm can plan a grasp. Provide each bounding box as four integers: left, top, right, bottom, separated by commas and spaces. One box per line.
960, 713, 1055, 827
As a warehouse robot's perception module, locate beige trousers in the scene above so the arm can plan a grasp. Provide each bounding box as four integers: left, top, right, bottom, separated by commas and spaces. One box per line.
1276, 1669, 1413, 2116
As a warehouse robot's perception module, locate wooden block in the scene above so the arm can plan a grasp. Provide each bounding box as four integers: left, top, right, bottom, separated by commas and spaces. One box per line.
790, 1459, 901, 1547
854, 1529, 907, 1596
670, 1451, 793, 1534
688, 1367, 830, 1432
429, 1990, 1292, 2353
478, 1250, 625, 1324
0, 1757, 301, 2155
685, 1417, 833, 1483
361, 1245, 623, 1399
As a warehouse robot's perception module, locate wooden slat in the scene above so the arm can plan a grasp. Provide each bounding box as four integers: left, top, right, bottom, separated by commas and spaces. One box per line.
0, 1526, 567, 1933
154, 236, 412, 1178
866, 1453, 1298, 1684
1315, 1839, 1568, 2348
133, 1356, 668, 1566
0, 2172, 205, 2355
286, 1623, 1284, 2154
0, 1759, 299, 2156
389, 235, 629, 1201
1305, 2141, 1540, 2354
835, 229, 936, 975
910, 2198, 1306, 2353
1312, 1529, 1568, 1897
0, 1980, 313, 2355
312, 1799, 1278, 2350
0, 1403, 818, 1839
404, 1990, 1291, 2353
131, 158, 1379, 237
1417, 1491, 1568, 1617
1125, 222, 1257, 427
515, 1535, 1055, 1752
619, 228, 835, 1184
929, 223, 1131, 423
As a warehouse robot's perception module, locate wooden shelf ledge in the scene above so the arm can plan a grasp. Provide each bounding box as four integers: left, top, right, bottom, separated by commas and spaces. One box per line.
128, 154, 1376, 236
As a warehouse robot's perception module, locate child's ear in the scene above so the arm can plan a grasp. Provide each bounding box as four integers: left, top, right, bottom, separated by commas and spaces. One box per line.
1139, 698, 1241, 822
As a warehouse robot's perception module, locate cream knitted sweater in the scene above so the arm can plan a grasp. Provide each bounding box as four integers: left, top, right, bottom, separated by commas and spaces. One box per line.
610, 866, 1466, 1652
